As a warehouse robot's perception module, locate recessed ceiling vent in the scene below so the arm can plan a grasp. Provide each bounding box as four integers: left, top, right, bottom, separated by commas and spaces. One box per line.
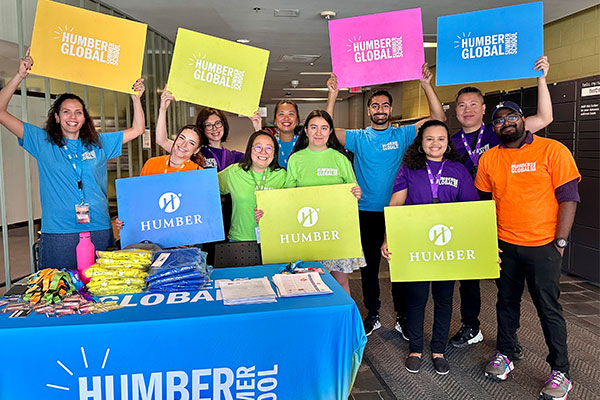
278, 54, 321, 63
274, 9, 300, 17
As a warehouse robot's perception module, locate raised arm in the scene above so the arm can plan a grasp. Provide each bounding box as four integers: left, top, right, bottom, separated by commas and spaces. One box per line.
155, 85, 175, 152
122, 78, 146, 144
0, 48, 33, 139
415, 62, 446, 131
524, 56, 553, 133
248, 110, 262, 132
325, 73, 338, 119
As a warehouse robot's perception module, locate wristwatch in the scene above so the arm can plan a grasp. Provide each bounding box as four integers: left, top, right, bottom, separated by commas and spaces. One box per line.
554, 238, 568, 248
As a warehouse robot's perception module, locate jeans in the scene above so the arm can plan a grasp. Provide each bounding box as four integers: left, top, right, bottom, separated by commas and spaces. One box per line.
38, 228, 114, 270
496, 240, 569, 373
405, 280, 455, 354
458, 279, 481, 329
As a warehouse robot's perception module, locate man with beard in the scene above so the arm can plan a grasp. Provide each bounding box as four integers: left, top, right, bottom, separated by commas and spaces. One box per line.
449, 57, 553, 351
476, 101, 580, 400
328, 63, 446, 336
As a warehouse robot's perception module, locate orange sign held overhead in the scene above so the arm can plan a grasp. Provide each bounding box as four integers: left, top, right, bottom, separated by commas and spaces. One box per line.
29, 0, 147, 93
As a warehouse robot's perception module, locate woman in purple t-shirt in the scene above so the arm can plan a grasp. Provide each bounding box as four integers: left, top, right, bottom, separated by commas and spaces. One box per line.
381, 120, 478, 375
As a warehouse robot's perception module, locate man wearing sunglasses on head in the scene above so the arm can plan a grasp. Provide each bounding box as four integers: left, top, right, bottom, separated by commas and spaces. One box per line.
475, 99, 580, 400
449, 57, 553, 352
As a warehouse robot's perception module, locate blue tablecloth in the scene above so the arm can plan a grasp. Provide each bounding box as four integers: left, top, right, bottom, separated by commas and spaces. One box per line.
0, 263, 366, 400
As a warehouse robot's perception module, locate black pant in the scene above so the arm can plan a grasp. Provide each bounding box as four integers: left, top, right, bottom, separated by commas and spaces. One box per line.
358, 210, 406, 318
405, 280, 455, 354
496, 240, 569, 373
458, 279, 481, 329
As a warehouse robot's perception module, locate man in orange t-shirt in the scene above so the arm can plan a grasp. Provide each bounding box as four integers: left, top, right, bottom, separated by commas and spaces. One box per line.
475, 101, 580, 400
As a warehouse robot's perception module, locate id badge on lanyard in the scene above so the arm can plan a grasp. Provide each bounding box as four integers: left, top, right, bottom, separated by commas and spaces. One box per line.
62, 141, 90, 224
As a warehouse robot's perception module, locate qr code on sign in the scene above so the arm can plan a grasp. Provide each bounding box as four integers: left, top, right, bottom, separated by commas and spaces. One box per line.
391, 37, 403, 58
231, 69, 244, 91
106, 43, 120, 66
504, 33, 518, 55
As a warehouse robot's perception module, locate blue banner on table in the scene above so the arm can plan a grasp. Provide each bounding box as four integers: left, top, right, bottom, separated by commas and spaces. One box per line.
116, 169, 224, 248
436, 2, 543, 86
0, 264, 366, 400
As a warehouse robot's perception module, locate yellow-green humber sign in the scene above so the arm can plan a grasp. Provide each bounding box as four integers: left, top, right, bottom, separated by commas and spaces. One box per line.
385, 200, 499, 282
256, 184, 362, 264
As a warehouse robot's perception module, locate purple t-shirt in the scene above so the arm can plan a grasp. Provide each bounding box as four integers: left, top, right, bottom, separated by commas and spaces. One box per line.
392, 159, 479, 205
451, 123, 500, 177
201, 146, 244, 171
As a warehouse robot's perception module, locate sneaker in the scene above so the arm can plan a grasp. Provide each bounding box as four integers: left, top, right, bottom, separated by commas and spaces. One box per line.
432, 356, 450, 375
395, 316, 409, 341
484, 351, 514, 381
450, 325, 483, 348
363, 314, 381, 336
405, 355, 422, 373
513, 339, 524, 361
540, 371, 572, 400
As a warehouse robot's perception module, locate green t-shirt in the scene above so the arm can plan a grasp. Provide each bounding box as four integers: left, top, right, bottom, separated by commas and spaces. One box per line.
285, 148, 356, 188
219, 163, 286, 241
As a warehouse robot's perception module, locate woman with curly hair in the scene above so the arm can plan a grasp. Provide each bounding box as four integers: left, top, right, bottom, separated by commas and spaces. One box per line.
381, 120, 479, 376
0, 49, 146, 270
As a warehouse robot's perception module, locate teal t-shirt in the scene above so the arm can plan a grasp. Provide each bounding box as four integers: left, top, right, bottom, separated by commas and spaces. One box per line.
285, 147, 356, 188
345, 125, 416, 211
218, 164, 286, 241
18, 122, 123, 233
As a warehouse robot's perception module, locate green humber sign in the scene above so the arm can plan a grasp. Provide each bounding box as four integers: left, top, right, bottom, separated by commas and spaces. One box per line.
385, 200, 499, 282
256, 184, 362, 264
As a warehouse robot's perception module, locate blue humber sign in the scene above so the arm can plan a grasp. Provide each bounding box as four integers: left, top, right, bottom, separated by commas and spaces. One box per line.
436, 2, 544, 86
116, 169, 225, 248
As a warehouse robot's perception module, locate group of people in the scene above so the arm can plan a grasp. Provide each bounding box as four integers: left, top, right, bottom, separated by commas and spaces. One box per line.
0, 47, 579, 400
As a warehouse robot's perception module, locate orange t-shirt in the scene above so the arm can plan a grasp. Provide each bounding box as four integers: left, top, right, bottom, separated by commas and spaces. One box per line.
140, 155, 202, 176
475, 135, 580, 246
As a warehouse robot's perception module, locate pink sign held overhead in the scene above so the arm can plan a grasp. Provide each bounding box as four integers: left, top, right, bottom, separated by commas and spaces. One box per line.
329, 8, 425, 89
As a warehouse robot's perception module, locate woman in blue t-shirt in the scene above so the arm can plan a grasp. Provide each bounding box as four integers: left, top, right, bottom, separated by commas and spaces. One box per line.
0, 50, 146, 270
380, 120, 479, 376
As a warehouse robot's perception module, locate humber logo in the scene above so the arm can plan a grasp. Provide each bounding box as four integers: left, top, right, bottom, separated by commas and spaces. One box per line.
158, 192, 181, 213
428, 224, 452, 246
297, 207, 319, 227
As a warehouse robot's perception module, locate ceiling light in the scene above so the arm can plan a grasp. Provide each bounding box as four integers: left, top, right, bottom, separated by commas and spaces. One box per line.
320, 11, 337, 20
424, 42, 437, 48
272, 97, 342, 102
274, 9, 300, 17
278, 54, 321, 63
282, 87, 348, 91
299, 72, 331, 75
236, 39, 251, 44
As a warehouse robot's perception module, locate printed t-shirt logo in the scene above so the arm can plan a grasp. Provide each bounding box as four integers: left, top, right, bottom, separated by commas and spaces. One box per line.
348, 36, 404, 63
382, 141, 399, 151
191, 53, 245, 91
428, 224, 452, 246
158, 192, 181, 213
454, 32, 518, 60
297, 207, 319, 227
511, 162, 536, 174
57, 27, 120, 65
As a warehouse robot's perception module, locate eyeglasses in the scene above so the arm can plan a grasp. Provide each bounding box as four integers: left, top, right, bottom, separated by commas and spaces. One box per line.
203, 120, 223, 130
492, 114, 520, 126
252, 144, 274, 154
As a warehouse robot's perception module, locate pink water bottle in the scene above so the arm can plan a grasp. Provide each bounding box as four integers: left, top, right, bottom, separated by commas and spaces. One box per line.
76, 232, 95, 284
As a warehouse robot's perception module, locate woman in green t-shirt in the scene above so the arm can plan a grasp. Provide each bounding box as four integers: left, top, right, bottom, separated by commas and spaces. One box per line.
265, 110, 365, 294
218, 131, 286, 242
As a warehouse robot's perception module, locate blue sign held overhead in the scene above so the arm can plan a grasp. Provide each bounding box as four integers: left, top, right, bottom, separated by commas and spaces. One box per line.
436, 2, 544, 86
116, 169, 225, 248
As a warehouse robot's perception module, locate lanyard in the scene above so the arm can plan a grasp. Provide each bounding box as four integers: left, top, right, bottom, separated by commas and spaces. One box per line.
460, 124, 485, 167
251, 170, 268, 191
426, 160, 446, 202
206, 147, 227, 171
277, 135, 298, 158
164, 156, 196, 174
61, 140, 84, 203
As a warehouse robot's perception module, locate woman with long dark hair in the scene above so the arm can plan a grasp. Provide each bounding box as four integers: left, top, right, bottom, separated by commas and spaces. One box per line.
218, 131, 286, 242
381, 120, 479, 375
283, 110, 365, 294
0, 50, 146, 269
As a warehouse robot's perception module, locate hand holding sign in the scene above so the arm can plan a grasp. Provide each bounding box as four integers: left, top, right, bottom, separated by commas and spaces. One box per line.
131, 78, 145, 100
18, 48, 33, 79
534, 56, 549, 77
